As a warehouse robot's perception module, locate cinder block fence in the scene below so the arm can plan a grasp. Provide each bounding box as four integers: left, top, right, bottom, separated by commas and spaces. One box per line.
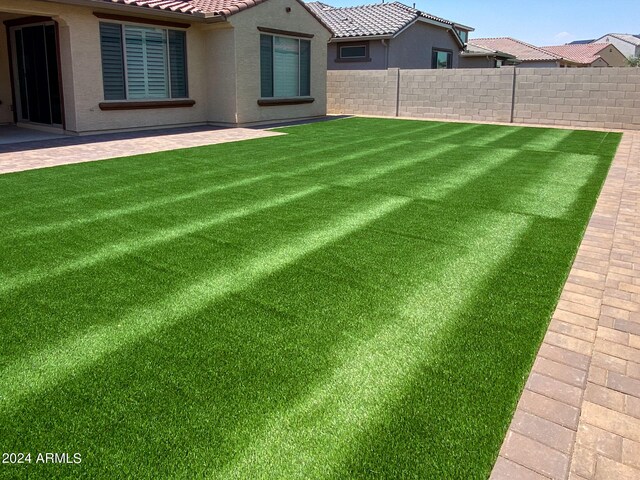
327, 67, 640, 130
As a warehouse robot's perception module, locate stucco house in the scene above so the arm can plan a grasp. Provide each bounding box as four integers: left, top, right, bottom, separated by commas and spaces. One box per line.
0, 0, 331, 136
590, 34, 640, 59
541, 44, 628, 67
470, 37, 626, 68
469, 38, 570, 68
306, 1, 473, 70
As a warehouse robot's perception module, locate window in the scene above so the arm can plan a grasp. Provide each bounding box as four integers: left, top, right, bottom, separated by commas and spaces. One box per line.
339, 44, 367, 59
456, 29, 468, 44
260, 34, 311, 98
432, 49, 453, 69
495, 59, 503, 68
99, 22, 187, 101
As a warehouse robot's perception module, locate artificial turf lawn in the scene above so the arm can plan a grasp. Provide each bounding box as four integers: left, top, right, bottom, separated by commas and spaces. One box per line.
0, 118, 621, 479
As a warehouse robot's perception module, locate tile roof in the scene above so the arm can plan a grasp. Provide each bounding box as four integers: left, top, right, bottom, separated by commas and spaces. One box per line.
541, 43, 612, 65
306, 1, 471, 39
96, 0, 271, 17
462, 43, 515, 59
469, 37, 562, 62
607, 33, 640, 46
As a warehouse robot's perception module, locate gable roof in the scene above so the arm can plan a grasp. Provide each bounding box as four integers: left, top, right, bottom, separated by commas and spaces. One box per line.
541, 43, 615, 65
599, 33, 640, 46
469, 37, 562, 62
306, 1, 472, 42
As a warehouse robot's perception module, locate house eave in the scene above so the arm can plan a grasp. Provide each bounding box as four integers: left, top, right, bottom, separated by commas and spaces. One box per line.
42, 0, 207, 21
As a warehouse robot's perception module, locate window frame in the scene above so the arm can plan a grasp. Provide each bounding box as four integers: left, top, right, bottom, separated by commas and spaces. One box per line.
99, 20, 189, 102
432, 48, 453, 69
259, 32, 311, 100
336, 42, 370, 62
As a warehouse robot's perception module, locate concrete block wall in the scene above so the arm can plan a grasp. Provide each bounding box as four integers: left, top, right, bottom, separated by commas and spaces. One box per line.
327, 68, 398, 117
397, 68, 514, 122
327, 67, 640, 130
513, 68, 640, 130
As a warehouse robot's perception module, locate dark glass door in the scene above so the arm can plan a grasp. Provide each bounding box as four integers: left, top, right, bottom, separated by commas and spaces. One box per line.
13, 23, 62, 126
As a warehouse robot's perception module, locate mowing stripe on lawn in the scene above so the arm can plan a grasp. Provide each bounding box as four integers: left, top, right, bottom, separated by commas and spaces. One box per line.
520, 128, 573, 151
0, 120, 443, 223
0, 142, 422, 288
219, 213, 532, 480
5, 140, 411, 239
0, 197, 408, 413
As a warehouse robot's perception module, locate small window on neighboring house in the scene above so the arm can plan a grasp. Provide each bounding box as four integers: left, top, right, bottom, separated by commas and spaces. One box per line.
457, 30, 468, 43
432, 49, 453, 69
496, 59, 503, 68
339, 44, 367, 59
260, 34, 311, 98
99, 22, 188, 101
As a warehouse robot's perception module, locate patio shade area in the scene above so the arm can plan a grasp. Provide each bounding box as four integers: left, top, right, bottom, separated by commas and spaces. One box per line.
0, 118, 621, 478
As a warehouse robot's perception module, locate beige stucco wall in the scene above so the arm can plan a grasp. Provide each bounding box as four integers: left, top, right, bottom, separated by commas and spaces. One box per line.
204, 24, 237, 125
598, 45, 628, 67
0, 20, 12, 123
229, 0, 331, 125
62, 8, 209, 133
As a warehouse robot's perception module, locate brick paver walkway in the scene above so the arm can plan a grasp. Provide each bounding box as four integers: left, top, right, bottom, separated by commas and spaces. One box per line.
492, 131, 640, 479
0, 127, 283, 175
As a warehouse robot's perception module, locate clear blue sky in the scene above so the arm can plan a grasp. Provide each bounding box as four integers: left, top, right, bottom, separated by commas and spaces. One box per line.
324, 0, 640, 46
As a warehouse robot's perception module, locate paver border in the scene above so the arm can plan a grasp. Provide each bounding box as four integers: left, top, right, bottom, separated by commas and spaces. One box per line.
491, 131, 640, 479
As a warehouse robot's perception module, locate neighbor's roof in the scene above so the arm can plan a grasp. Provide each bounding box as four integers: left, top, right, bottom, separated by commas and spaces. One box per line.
569, 39, 595, 45
463, 43, 516, 59
541, 43, 615, 65
306, 1, 472, 39
599, 33, 640, 46
470, 37, 562, 62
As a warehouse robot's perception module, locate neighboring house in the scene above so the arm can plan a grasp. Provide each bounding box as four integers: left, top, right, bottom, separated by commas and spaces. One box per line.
542, 44, 628, 67
591, 34, 640, 59
306, 1, 473, 70
0, 0, 331, 135
460, 43, 518, 68
469, 38, 570, 68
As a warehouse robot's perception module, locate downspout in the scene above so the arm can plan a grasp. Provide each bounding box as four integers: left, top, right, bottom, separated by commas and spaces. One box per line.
381, 39, 389, 69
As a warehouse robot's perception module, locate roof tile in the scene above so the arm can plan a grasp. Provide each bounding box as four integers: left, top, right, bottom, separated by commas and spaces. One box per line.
541, 43, 613, 65
306, 1, 468, 39
469, 37, 562, 62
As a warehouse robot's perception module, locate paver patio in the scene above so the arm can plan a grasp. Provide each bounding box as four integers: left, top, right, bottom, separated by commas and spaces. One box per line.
492, 131, 640, 480
0, 126, 282, 174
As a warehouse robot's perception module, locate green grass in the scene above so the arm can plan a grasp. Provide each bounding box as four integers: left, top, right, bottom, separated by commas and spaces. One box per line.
0, 118, 621, 479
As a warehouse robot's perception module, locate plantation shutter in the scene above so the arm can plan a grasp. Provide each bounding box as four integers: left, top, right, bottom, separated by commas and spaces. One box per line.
99, 23, 126, 100
273, 36, 299, 97
260, 34, 273, 97
168, 30, 188, 98
125, 26, 169, 99
300, 40, 311, 96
